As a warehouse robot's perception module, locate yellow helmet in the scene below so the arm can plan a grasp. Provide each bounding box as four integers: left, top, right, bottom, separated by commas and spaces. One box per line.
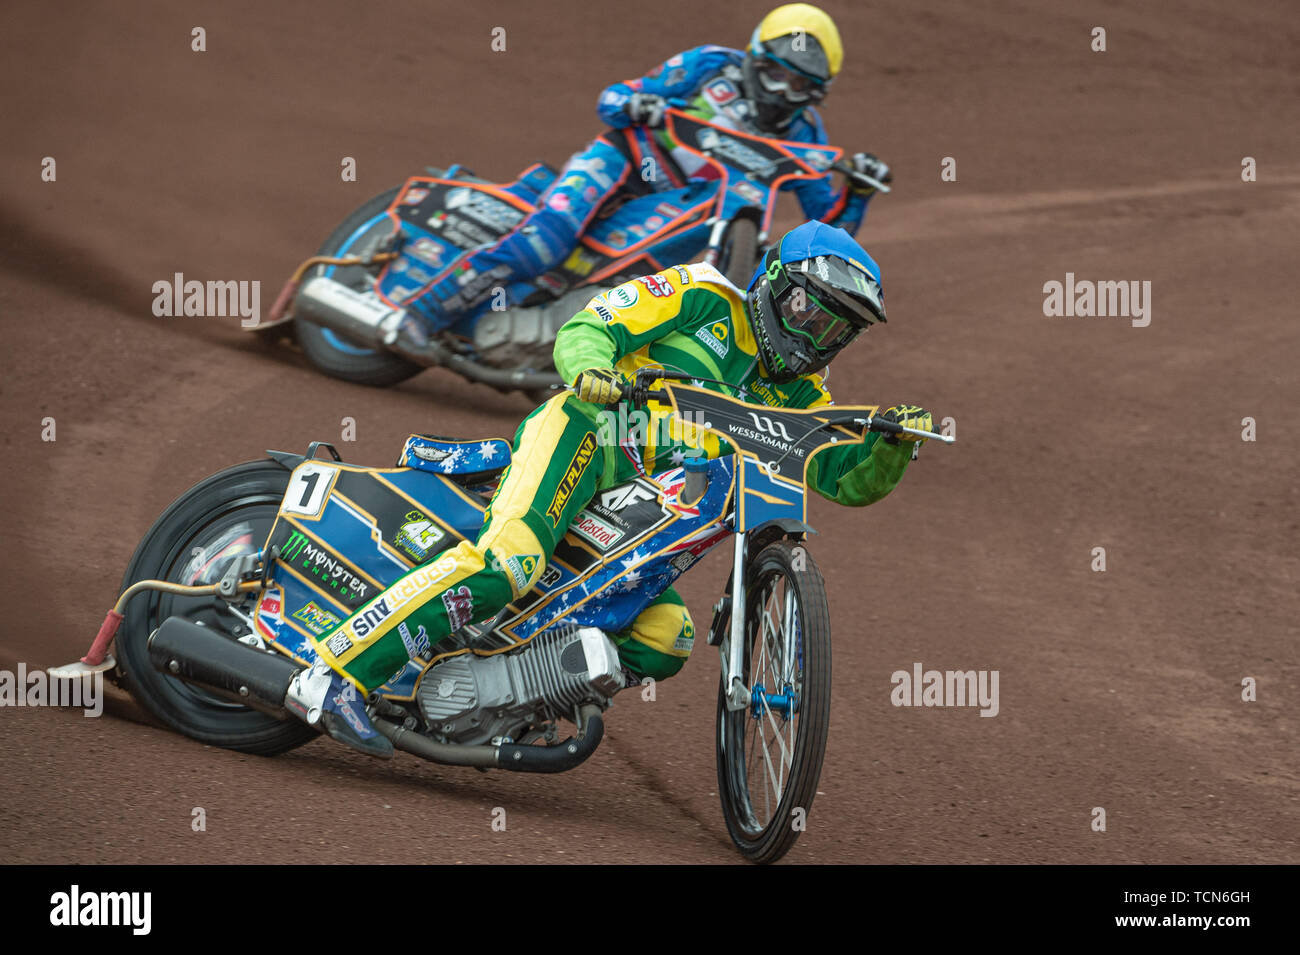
744, 4, 843, 130
752, 4, 844, 77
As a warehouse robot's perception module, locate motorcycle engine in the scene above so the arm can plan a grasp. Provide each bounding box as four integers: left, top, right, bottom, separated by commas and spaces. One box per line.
472, 286, 611, 369
416, 626, 625, 745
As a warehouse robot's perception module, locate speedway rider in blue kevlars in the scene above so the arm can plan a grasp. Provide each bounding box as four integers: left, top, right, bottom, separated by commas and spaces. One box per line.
402, 3, 892, 335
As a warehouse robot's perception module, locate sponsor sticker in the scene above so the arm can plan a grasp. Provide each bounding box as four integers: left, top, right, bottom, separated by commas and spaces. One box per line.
802, 149, 833, 171
256, 586, 284, 639
638, 274, 674, 298
280, 531, 369, 601
504, 553, 541, 592
394, 509, 445, 562
673, 619, 695, 653
563, 247, 599, 277
695, 320, 730, 358
697, 128, 769, 172
571, 513, 624, 551
442, 585, 474, 631
545, 432, 599, 524
704, 78, 739, 105
325, 631, 353, 656
398, 620, 431, 659
606, 283, 639, 308
445, 186, 525, 230
732, 180, 766, 205
599, 482, 658, 511
292, 601, 342, 635
670, 550, 699, 573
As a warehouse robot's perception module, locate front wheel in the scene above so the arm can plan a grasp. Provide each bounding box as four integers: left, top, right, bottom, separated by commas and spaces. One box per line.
716, 217, 760, 288
716, 539, 832, 863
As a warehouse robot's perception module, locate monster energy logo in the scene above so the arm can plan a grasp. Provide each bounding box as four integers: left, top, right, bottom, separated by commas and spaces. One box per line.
280, 531, 368, 598
281, 531, 310, 561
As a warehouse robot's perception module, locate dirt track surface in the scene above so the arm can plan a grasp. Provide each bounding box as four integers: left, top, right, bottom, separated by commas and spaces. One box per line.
1, 0, 1297, 864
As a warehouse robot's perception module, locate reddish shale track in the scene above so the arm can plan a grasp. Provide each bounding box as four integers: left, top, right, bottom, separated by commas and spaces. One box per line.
1, 1, 1296, 864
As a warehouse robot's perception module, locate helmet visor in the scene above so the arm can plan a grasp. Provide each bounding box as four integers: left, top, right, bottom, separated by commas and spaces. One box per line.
787, 254, 884, 327
777, 285, 860, 350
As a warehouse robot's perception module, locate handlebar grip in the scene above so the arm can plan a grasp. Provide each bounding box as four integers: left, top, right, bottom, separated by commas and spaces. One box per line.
865, 416, 954, 444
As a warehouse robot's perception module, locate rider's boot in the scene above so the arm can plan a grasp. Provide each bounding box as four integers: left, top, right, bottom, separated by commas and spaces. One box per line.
285, 660, 394, 759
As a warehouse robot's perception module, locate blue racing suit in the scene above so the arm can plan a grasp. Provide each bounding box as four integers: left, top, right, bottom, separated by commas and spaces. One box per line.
410, 45, 875, 328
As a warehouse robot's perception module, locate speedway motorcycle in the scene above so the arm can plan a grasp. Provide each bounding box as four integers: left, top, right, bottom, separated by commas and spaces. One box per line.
55, 370, 947, 863
252, 108, 889, 398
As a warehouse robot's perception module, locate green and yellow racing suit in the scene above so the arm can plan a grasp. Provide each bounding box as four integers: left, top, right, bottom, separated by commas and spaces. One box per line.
310, 262, 914, 691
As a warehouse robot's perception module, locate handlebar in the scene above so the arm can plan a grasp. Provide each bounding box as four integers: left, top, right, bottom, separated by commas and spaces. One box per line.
626, 367, 954, 444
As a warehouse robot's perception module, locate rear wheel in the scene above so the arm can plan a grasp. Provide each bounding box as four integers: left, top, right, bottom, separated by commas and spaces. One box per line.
716, 539, 832, 863
114, 460, 317, 756
294, 187, 423, 387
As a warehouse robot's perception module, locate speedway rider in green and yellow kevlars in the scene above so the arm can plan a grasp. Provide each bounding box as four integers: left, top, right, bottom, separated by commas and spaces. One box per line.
285, 220, 934, 757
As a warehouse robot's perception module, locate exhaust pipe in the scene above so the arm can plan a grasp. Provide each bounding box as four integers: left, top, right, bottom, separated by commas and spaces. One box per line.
147, 617, 605, 771
295, 276, 564, 391
372, 702, 605, 773
294, 276, 404, 351
148, 617, 301, 718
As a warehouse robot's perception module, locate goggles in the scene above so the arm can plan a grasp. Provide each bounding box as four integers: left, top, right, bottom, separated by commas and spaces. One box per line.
753, 54, 829, 103
777, 287, 860, 350
769, 254, 883, 353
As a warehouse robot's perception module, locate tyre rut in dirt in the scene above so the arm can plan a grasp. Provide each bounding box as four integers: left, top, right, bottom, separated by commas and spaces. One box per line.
294, 187, 423, 387
114, 460, 318, 756
715, 539, 832, 863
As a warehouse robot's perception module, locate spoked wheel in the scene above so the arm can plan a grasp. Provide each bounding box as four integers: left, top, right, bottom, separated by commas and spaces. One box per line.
716, 539, 832, 863
294, 187, 423, 387
114, 460, 317, 756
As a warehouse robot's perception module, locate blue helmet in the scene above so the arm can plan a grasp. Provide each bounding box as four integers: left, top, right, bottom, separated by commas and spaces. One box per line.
746, 220, 886, 383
